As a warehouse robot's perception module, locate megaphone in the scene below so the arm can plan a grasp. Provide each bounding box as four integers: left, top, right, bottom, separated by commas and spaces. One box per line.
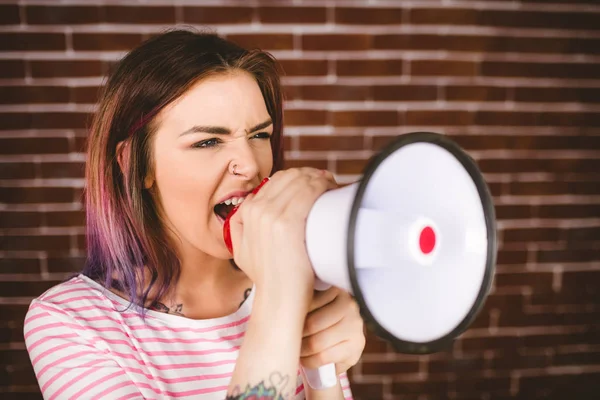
226, 131, 497, 390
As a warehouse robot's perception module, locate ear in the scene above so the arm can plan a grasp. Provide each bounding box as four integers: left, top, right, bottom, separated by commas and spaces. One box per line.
116, 140, 129, 175
144, 174, 154, 189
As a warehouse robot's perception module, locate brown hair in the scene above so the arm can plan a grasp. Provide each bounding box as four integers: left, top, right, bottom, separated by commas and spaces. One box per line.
83, 28, 285, 313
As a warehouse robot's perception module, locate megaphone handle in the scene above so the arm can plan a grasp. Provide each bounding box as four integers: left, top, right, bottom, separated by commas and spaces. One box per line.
302, 363, 338, 389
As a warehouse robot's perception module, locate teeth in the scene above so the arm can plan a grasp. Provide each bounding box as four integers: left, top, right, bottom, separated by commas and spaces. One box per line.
221, 196, 246, 207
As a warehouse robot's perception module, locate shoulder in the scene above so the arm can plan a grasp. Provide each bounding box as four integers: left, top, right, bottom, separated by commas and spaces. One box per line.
24, 274, 127, 337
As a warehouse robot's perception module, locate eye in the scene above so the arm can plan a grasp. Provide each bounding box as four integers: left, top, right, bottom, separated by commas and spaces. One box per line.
192, 138, 221, 149
252, 132, 272, 140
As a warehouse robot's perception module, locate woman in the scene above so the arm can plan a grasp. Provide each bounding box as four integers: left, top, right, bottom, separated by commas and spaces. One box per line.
23, 29, 365, 399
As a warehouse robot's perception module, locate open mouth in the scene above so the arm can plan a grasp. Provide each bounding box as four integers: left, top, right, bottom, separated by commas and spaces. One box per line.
214, 197, 245, 222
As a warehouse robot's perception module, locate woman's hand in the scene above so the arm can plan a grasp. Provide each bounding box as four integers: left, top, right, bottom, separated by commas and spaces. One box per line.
228, 168, 338, 302
300, 287, 366, 374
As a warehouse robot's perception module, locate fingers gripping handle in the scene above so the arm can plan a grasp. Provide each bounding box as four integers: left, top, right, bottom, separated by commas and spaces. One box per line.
224, 177, 338, 390
302, 279, 338, 390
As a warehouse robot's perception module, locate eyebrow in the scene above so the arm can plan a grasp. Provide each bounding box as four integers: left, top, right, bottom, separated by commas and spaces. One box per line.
179, 118, 273, 137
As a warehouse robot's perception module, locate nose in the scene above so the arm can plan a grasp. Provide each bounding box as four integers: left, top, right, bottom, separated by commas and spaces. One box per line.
228, 138, 260, 179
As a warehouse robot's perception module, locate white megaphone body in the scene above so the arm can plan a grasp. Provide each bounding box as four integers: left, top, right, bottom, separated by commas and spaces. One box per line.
301, 132, 497, 390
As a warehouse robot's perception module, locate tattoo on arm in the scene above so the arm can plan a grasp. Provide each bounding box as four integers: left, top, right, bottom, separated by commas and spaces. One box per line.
226, 372, 291, 400
238, 287, 252, 309
150, 301, 184, 316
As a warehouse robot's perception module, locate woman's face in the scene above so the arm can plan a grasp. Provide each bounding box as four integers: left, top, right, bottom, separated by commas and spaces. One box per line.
148, 71, 274, 259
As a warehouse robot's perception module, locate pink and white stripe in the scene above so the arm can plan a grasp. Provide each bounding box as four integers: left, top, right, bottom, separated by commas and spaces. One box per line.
24, 274, 353, 399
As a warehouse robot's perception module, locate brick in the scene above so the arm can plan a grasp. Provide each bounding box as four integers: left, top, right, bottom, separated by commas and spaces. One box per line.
373, 33, 576, 54
494, 205, 533, 220
182, 7, 253, 24
73, 33, 144, 51
302, 34, 372, 51
40, 162, 85, 179
406, 111, 473, 126
349, 383, 384, 400
475, 111, 600, 127
45, 210, 85, 227
562, 271, 600, 294
495, 272, 553, 292
392, 378, 451, 395
462, 335, 520, 352
509, 180, 600, 195
455, 376, 511, 393
499, 310, 600, 328
0, 162, 36, 179
26, 6, 100, 24
0, 392, 47, 400
410, 8, 478, 26
0, 257, 40, 274
563, 226, 600, 242
227, 34, 293, 50
372, 85, 437, 101
428, 355, 486, 374
0, 279, 63, 296
531, 291, 598, 307
335, 7, 404, 25
293, 85, 370, 101
0, 362, 37, 386
0, 324, 25, 343
336, 159, 369, 175
451, 135, 600, 151
0, 33, 65, 51
0, 235, 71, 252
411, 60, 477, 77
336, 59, 403, 76
0, 112, 90, 130
298, 135, 364, 151
0, 211, 42, 229
489, 352, 549, 371
362, 360, 419, 375
0, 187, 74, 203
484, 292, 525, 313
47, 256, 86, 273
539, 205, 600, 219
0, 85, 70, 104
446, 86, 507, 101
0, 60, 25, 78
523, 330, 600, 348
30, 60, 104, 78
497, 249, 527, 265
554, 350, 600, 366
538, 249, 599, 263
482, 61, 600, 79
515, 87, 600, 103
0, 137, 70, 155
0, 349, 31, 366
411, 8, 599, 31
0, 5, 20, 24
279, 60, 328, 76
480, 10, 600, 31
105, 6, 175, 23
502, 227, 562, 243
70, 86, 101, 104
333, 111, 399, 127
284, 109, 327, 126
0, 304, 29, 321
258, 7, 326, 24
283, 159, 328, 170
74, 136, 88, 153
363, 331, 389, 353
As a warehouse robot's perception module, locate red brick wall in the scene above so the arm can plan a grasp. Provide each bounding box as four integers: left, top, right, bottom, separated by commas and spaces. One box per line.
1, 1, 599, 399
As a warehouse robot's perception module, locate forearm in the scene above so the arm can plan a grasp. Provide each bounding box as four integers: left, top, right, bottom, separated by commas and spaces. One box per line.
227, 285, 311, 399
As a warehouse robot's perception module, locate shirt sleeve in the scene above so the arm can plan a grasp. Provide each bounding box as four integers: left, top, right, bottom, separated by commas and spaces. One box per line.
339, 371, 353, 400
24, 300, 146, 400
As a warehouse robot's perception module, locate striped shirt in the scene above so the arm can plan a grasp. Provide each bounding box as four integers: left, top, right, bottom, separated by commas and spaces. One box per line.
24, 274, 353, 399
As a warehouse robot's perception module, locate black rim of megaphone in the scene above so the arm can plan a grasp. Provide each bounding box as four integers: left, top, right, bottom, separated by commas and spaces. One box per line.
347, 131, 497, 354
